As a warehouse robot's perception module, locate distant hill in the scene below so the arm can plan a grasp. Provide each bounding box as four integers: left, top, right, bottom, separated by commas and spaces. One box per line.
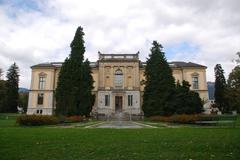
19, 87, 29, 93
207, 82, 215, 100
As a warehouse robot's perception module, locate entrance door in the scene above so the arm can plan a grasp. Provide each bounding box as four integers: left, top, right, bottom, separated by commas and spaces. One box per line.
115, 96, 122, 112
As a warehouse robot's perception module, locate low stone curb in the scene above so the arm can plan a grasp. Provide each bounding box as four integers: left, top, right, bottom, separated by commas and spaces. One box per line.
131, 121, 158, 128
84, 122, 106, 128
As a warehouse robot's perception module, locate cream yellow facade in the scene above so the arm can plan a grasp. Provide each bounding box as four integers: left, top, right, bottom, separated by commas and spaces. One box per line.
27, 53, 208, 117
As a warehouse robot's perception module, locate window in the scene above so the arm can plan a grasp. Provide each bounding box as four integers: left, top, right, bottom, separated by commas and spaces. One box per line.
39, 76, 46, 90
115, 69, 123, 88
105, 95, 110, 106
36, 109, 43, 114
37, 93, 44, 105
128, 95, 133, 106
192, 76, 199, 89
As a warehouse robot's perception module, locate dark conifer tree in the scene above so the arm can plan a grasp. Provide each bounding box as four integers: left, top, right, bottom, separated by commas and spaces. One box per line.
77, 59, 95, 116
6, 62, 19, 112
0, 80, 7, 112
56, 26, 94, 116
142, 41, 175, 116
214, 64, 228, 112
174, 80, 203, 114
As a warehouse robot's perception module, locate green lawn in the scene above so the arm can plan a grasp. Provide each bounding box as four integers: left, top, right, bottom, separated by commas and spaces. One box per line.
0, 114, 240, 160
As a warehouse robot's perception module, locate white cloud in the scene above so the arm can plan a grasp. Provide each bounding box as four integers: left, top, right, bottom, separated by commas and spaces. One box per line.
0, 0, 239, 88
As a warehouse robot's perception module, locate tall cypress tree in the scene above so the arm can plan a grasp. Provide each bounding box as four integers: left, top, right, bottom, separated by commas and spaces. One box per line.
77, 59, 95, 116
6, 62, 19, 113
142, 41, 175, 116
55, 26, 94, 116
214, 64, 228, 112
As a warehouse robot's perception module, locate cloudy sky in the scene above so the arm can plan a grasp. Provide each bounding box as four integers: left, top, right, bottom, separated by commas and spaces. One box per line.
0, 0, 239, 88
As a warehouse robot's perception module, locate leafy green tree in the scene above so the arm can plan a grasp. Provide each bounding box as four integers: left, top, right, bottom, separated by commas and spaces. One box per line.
227, 66, 240, 112
6, 63, 20, 113
214, 64, 228, 112
174, 81, 203, 114
142, 41, 175, 116
56, 26, 94, 116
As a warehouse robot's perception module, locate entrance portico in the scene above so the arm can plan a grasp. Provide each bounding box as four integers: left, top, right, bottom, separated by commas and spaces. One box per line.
96, 90, 141, 116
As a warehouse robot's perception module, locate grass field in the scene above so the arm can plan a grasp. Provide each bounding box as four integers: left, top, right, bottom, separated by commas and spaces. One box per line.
0, 114, 240, 160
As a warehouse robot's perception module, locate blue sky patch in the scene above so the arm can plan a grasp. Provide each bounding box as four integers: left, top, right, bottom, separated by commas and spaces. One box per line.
164, 42, 199, 60
0, 0, 42, 18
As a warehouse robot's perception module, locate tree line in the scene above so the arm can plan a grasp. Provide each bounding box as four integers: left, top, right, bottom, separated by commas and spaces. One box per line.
214, 54, 240, 113
0, 63, 24, 113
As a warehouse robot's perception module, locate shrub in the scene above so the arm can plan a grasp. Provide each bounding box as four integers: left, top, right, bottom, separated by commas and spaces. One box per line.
65, 115, 85, 123
16, 115, 58, 126
148, 116, 171, 122
170, 114, 201, 123
148, 114, 201, 124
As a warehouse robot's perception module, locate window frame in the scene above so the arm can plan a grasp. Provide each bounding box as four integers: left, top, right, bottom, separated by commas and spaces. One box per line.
192, 76, 199, 90
128, 95, 133, 106
37, 93, 44, 105
114, 69, 123, 88
38, 73, 46, 90
104, 95, 110, 106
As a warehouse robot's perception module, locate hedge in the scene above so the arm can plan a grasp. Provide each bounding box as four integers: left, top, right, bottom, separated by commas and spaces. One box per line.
148, 114, 238, 124
148, 114, 201, 123
65, 115, 85, 123
16, 115, 58, 126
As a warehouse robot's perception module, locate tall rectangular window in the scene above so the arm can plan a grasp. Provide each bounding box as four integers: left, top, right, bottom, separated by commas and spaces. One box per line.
105, 95, 110, 106
39, 76, 46, 90
128, 95, 133, 106
192, 76, 199, 89
37, 93, 44, 105
115, 69, 123, 88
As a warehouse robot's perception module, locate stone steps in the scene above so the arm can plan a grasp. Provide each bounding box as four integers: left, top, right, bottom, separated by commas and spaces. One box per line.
94, 112, 143, 121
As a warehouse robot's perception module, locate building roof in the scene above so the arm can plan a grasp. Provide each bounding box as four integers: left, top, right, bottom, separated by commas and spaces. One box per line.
31, 62, 63, 68
32, 61, 206, 69
140, 61, 206, 68
169, 61, 207, 68
31, 62, 98, 68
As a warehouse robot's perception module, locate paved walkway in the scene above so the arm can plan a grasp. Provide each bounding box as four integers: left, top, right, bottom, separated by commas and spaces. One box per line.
86, 121, 156, 128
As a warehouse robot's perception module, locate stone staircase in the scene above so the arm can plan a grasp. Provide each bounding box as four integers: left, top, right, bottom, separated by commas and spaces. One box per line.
110, 112, 129, 121
94, 112, 144, 121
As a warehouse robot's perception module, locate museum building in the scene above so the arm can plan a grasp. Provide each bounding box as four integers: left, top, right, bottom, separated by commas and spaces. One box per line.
27, 53, 208, 117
